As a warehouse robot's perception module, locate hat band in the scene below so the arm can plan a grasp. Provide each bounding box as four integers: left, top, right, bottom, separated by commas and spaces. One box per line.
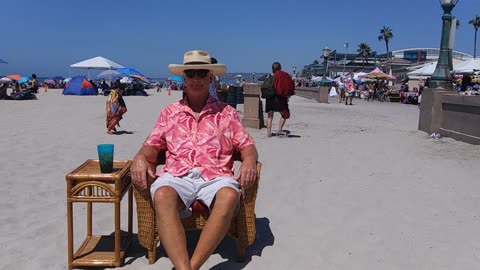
184, 61, 210, 65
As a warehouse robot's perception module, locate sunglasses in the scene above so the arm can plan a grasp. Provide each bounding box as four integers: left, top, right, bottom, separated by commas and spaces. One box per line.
184, 69, 210, 78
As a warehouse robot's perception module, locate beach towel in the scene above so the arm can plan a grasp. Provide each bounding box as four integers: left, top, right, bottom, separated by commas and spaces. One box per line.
273, 70, 295, 97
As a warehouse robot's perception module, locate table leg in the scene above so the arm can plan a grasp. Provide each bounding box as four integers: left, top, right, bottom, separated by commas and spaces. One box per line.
87, 202, 92, 236
87, 186, 92, 236
114, 200, 120, 266
67, 201, 73, 270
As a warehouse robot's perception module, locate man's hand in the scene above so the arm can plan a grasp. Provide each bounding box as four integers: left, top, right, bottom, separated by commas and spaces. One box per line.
131, 154, 156, 190
235, 144, 258, 189
235, 159, 257, 189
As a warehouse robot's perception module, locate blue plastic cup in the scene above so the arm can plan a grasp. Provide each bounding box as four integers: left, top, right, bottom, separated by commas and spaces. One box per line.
97, 144, 114, 173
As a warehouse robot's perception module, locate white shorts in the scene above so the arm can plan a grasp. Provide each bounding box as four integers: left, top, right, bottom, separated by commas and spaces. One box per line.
150, 168, 240, 218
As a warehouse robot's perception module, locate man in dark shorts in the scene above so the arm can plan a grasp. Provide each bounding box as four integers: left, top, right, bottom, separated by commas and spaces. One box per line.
266, 62, 293, 137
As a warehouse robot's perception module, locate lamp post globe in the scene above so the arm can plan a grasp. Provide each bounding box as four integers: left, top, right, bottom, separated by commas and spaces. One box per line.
440, 0, 458, 9
429, 0, 459, 90
321, 46, 331, 86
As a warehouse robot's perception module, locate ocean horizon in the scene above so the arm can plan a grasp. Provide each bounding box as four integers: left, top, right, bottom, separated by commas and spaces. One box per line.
1, 72, 271, 84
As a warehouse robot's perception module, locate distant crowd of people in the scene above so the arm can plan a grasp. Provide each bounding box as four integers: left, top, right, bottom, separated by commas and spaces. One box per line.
454, 74, 480, 95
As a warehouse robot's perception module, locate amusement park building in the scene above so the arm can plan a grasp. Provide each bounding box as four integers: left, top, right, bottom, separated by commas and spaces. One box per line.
302, 48, 473, 79
391, 48, 473, 62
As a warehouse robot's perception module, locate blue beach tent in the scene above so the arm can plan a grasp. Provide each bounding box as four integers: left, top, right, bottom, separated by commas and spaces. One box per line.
62, 76, 97, 95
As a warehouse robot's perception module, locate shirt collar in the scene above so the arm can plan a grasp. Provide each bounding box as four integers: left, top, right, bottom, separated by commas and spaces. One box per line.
179, 95, 219, 115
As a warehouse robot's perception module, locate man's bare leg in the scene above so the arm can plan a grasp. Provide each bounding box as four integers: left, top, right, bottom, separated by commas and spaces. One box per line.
277, 117, 286, 134
266, 111, 274, 137
154, 186, 192, 270
190, 187, 238, 270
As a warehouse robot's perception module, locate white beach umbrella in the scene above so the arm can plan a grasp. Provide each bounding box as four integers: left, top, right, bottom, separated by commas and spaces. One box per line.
97, 70, 122, 80
407, 62, 437, 76
353, 72, 367, 80
452, 58, 480, 74
120, 76, 133, 83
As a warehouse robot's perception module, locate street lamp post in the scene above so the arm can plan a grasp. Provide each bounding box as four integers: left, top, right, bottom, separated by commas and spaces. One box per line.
429, 0, 459, 90
292, 65, 296, 78
342, 42, 349, 75
321, 46, 331, 86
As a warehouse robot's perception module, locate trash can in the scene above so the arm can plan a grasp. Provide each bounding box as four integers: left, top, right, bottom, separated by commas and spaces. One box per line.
226, 86, 237, 109
217, 89, 227, 103
236, 86, 244, 104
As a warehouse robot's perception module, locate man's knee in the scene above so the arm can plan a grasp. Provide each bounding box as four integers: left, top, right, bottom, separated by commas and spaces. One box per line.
211, 187, 239, 212
154, 186, 183, 211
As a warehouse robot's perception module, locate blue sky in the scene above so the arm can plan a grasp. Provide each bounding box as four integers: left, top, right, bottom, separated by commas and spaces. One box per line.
0, 0, 479, 78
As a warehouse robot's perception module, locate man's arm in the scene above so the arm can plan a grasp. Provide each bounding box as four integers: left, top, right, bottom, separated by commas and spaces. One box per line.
235, 144, 258, 189
131, 145, 160, 190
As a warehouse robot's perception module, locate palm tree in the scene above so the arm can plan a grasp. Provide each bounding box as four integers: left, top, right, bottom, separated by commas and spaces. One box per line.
469, 15, 480, 58
378, 26, 394, 61
357, 43, 372, 71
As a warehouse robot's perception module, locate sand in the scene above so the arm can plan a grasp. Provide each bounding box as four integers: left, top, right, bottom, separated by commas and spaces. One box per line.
1, 88, 479, 270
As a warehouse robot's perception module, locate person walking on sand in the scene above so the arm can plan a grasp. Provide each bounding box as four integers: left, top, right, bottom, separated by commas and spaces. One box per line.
130, 49, 258, 270
106, 83, 127, 134
265, 62, 295, 137
338, 80, 346, 103
345, 78, 354, 105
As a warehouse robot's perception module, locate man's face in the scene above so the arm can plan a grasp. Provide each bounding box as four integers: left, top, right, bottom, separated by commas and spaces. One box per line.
183, 69, 212, 93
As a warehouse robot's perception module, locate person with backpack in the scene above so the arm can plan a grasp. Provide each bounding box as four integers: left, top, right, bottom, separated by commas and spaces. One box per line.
265, 62, 295, 137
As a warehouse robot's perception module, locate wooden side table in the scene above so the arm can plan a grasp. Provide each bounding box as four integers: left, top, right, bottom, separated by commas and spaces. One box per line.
66, 159, 133, 270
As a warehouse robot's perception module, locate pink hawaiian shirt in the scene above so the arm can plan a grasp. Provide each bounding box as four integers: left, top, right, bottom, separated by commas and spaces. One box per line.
144, 96, 253, 180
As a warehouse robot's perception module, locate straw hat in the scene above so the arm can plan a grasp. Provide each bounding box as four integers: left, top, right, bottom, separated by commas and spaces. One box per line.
168, 50, 226, 76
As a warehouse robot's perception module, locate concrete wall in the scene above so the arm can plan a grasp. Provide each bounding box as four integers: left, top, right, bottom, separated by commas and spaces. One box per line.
419, 88, 480, 145
295, 87, 329, 103
440, 94, 480, 145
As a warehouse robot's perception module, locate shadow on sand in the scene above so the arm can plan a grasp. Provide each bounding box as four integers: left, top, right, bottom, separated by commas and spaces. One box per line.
124, 217, 274, 269
111, 130, 135, 135
273, 130, 301, 138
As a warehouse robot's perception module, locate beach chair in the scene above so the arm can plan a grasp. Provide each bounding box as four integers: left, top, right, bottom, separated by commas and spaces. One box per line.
132, 149, 262, 264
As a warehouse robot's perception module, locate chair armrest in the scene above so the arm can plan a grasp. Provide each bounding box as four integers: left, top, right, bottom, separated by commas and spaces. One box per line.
132, 177, 157, 251
236, 161, 262, 246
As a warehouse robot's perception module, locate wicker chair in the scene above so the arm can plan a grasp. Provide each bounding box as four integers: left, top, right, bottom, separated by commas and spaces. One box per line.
133, 150, 262, 264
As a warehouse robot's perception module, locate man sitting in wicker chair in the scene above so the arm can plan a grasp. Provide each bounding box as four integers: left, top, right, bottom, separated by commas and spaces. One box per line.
131, 50, 258, 270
